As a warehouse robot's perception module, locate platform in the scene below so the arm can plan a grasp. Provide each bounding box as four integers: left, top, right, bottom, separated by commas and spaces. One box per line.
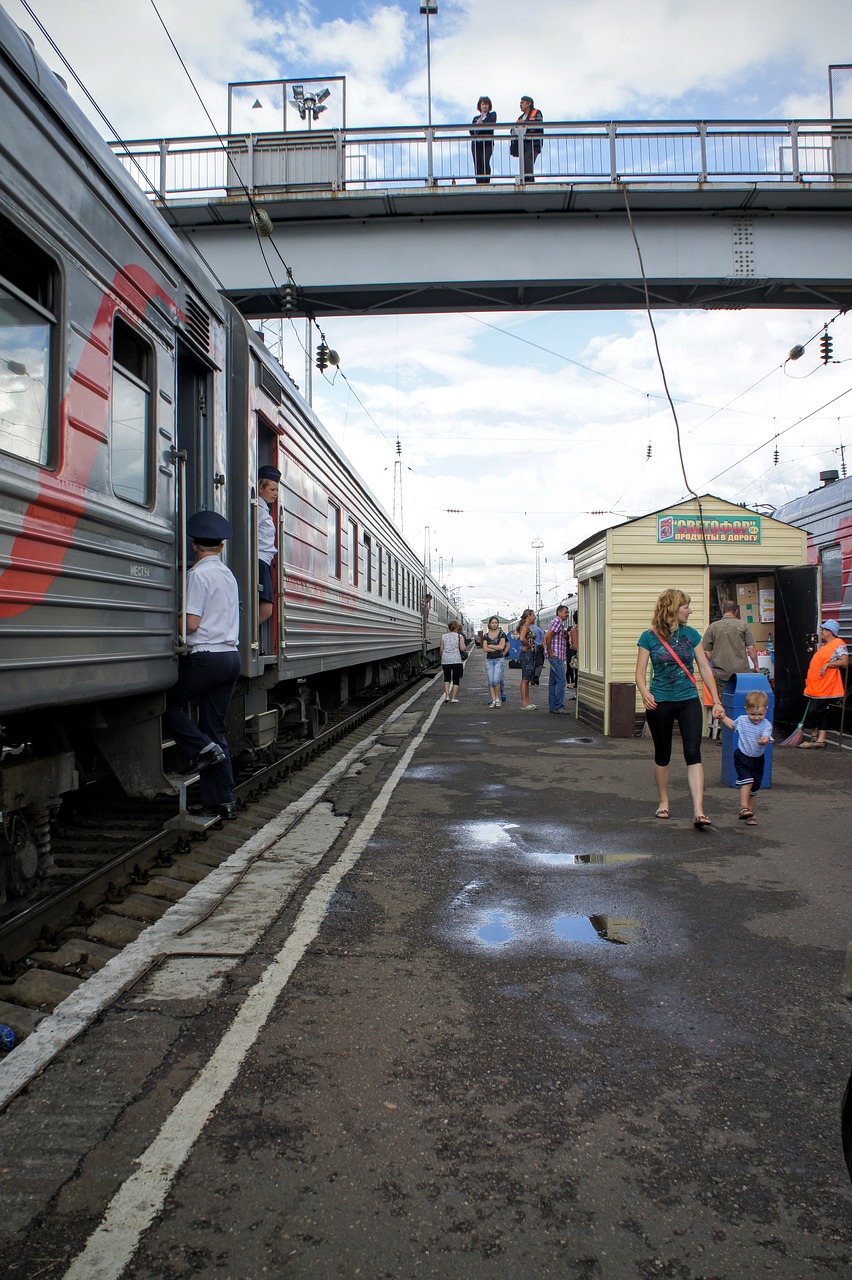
1, 655, 850, 1278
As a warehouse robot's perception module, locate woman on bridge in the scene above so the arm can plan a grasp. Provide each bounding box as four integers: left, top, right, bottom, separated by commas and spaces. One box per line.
470, 96, 497, 184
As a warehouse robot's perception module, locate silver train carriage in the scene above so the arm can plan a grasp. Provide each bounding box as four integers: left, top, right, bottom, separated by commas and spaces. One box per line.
774, 469, 852, 638
0, 11, 455, 900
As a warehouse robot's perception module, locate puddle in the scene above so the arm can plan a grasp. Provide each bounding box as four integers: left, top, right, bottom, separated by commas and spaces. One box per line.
556, 737, 596, 745
475, 910, 516, 945
463, 821, 519, 847
552, 914, 640, 945
530, 852, 651, 867
404, 764, 456, 780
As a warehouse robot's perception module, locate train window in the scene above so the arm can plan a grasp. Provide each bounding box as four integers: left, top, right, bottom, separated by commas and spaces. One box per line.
820, 544, 842, 605
112, 318, 152, 505
327, 502, 341, 577
364, 533, 373, 592
395, 561, 400, 604
0, 219, 55, 465
348, 519, 358, 586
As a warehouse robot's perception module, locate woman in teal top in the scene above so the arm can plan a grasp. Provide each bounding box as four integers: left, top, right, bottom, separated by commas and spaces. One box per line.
635, 588, 722, 828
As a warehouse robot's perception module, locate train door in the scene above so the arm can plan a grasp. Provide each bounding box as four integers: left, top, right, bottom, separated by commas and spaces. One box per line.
257, 416, 282, 659
774, 566, 819, 726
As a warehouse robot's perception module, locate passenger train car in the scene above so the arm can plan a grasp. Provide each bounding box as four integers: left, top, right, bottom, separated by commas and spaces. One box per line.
0, 11, 457, 900
774, 469, 852, 638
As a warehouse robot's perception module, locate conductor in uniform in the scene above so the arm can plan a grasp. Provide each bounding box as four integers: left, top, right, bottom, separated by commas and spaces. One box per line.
164, 511, 241, 820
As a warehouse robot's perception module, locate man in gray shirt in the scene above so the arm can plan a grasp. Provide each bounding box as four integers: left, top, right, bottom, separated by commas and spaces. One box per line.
702, 600, 758, 692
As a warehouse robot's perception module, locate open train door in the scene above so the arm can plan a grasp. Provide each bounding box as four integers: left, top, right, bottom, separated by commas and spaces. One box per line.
774, 565, 819, 727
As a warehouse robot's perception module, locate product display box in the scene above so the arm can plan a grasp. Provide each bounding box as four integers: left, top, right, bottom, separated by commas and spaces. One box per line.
757, 575, 775, 623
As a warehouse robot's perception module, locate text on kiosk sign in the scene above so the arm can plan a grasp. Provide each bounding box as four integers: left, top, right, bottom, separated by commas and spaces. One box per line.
657, 514, 761, 544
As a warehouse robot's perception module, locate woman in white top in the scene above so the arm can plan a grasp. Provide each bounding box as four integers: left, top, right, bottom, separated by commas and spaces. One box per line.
439, 619, 466, 703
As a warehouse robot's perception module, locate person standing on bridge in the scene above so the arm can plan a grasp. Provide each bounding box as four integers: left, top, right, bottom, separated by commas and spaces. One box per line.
470, 96, 497, 183
511, 96, 543, 183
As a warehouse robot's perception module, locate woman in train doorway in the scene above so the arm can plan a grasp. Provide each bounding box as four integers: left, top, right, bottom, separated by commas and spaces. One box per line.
635, 589, 723, 828
439, 619, 467, 703
798, 618, 848, 748
470, 96, 497, 183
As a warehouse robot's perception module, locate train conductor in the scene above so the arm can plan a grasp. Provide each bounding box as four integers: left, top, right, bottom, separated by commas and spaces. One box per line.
164, 510, 241, 820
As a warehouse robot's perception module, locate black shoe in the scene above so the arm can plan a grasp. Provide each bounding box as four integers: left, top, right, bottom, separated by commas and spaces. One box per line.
188, 801, 236, 821
186, 744, 226, 774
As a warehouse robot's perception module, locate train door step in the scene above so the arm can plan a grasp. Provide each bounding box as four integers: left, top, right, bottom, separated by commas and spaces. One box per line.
163, 772, 221, 831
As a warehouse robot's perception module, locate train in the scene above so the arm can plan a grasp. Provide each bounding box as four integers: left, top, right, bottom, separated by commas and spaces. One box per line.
774, 469, 852, 638
0, 11, 462, 902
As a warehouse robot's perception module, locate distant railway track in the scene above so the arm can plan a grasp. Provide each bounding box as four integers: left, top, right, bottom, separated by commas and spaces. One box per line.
0, 674, 434, 1019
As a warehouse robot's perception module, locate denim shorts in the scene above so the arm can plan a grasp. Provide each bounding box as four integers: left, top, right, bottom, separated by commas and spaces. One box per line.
486, 657, 505, 686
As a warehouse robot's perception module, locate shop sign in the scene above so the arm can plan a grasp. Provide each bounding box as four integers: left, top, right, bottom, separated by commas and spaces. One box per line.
657, 514, 761, 544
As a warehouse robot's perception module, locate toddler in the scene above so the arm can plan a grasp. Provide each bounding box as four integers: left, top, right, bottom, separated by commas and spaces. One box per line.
717, 690, 772, 826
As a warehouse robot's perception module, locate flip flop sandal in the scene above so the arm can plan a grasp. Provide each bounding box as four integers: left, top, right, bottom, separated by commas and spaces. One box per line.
739, 808, 757, 825
655, 808, 670, 819
693, 816, 712, 830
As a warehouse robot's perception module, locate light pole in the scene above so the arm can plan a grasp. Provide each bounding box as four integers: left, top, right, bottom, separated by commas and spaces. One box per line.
291, 83, 331, 131
531, 539, 544, 613
419, 1, 437, 127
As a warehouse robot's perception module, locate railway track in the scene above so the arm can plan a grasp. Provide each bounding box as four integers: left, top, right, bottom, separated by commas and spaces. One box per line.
0, 674, 434, 1046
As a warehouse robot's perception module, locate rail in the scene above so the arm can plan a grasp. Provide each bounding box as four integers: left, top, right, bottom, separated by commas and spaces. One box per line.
108, 119, 852, 201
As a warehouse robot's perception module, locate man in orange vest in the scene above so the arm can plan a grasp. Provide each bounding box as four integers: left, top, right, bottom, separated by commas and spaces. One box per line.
798, 618, 848, 749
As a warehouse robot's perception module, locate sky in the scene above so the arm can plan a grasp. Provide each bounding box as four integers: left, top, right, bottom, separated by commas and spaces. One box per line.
9, 0, 852, 623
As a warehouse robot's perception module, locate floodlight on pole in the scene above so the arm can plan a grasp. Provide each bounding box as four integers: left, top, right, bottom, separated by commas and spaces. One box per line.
419, 0, 437, 128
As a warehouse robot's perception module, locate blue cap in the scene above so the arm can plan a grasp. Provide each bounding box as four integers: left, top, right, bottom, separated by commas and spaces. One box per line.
187, 510, 233, 542
820, 618, 840, 636
258, 465, 281, 482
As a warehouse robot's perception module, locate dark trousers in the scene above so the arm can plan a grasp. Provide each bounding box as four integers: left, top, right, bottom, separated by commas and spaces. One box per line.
164, 649, 240, 806
645, 697, 703, 767
522, 140, 541, 181
471, 140, 494, 182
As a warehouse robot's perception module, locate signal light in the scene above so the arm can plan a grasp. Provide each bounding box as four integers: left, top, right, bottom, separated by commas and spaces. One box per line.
820, 330, 833, 364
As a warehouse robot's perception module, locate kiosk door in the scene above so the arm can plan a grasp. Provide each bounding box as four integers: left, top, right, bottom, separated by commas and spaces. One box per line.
774, 566, 819, 726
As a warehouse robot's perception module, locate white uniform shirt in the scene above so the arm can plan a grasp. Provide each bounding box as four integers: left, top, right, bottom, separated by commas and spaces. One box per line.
186, 555, 239, 652
258, 499, 276, 565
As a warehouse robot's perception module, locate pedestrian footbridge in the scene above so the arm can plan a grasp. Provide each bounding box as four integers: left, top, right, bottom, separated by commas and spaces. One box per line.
112, 119, 852, 316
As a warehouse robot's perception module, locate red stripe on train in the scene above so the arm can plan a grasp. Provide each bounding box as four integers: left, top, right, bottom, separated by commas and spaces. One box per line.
0, 267, 179, 618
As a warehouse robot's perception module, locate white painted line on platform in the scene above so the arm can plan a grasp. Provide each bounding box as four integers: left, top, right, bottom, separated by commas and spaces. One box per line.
0, 677, 440, 1113
60, 689, 443, 1280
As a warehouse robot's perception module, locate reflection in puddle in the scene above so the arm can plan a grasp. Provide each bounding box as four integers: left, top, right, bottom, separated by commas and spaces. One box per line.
553, 914, 639, 944
475, 910, 515, 945
556, 737, 597, 745
531, 852, 651, 867
463, 821, 519, 847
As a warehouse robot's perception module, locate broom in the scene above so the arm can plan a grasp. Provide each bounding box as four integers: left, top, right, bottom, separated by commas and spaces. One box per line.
779, 698, 811, 747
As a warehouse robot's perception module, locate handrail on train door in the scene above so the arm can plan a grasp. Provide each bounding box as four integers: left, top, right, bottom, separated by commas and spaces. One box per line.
249, 489, 260, 656
276, 503, 285, 652
172, 447, 188, 651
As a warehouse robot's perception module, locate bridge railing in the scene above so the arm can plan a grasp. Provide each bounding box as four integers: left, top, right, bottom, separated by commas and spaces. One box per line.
109, 120, 852, 200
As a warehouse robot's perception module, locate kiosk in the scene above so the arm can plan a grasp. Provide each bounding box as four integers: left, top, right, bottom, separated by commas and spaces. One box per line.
566, 495, 811, 737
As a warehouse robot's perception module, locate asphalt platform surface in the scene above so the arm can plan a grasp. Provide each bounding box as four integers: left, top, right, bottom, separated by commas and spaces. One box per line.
1, 656, 850, 1278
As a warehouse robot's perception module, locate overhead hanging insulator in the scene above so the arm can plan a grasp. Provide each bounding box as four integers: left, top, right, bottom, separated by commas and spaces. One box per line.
773, 443, 779, 465
820, 330, 833, 364
315, 342, 329, 372
646, 441, 652, 460
279, 284, 297, 313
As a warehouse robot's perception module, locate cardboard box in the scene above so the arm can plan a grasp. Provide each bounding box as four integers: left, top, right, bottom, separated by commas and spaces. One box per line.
757, 575, 775, 623
736, 581, 759, 627
748, 621, 772, 646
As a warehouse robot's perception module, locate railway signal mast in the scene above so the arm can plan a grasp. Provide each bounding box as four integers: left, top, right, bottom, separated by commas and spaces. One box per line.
532, 539, 544, 612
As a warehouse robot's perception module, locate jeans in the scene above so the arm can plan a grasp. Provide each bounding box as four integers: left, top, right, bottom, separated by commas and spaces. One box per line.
548, 656, 566, 711
486, 657, 505, 688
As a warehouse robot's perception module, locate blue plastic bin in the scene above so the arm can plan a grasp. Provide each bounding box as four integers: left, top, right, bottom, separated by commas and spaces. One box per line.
720, 672, 774, 789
